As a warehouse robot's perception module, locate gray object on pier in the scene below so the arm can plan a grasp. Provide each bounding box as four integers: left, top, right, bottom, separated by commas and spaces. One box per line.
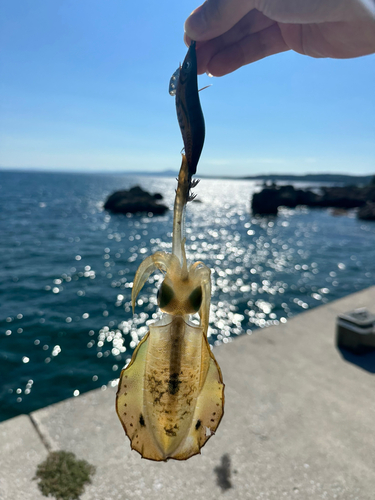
336, 307, 375, 354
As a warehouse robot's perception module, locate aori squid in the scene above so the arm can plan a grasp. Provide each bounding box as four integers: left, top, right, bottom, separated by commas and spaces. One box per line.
116, 41, 224, 461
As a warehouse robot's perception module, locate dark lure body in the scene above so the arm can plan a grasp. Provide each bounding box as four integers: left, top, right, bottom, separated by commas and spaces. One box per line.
175, 41, 205, 178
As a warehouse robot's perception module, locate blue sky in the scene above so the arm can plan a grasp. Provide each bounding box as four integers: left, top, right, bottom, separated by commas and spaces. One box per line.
1, 0, 374, 176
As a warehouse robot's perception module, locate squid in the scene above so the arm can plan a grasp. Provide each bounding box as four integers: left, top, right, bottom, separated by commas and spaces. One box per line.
116, 41, 224, 462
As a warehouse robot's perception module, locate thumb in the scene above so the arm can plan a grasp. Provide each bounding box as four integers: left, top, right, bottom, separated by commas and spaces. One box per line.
184, 0, 258, 41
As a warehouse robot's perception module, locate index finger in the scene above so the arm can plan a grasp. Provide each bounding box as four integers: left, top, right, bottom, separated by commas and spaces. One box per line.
184, 0, 257, 41
187, 9, 275, 73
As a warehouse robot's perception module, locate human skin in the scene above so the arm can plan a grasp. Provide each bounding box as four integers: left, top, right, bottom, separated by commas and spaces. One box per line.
184, 0, 375, 76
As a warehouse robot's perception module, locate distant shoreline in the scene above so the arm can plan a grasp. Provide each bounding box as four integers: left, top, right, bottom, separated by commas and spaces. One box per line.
202, 173, 373, 185
1, 168, 373, 185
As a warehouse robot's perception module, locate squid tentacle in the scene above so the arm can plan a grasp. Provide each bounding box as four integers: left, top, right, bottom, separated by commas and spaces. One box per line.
131, 251, 171, 312
189, 262, 211, 336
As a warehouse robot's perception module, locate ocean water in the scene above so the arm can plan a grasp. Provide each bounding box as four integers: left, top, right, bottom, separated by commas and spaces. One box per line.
1, 170, 375, 422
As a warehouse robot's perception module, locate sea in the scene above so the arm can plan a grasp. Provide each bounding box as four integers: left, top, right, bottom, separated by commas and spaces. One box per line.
1, 169, 375, 422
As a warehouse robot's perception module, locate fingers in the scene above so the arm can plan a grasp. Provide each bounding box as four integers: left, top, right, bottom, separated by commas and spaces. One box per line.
205, 23, 289, 76
184, 0, 257, 41
192, 9, 276, 73
184, 4, 289, 75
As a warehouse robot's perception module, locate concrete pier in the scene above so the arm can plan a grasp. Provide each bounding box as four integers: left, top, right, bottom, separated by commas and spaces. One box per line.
1, 286, 375, 500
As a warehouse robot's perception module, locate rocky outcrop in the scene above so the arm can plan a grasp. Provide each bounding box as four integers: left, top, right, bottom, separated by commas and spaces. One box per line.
251, 183, 375, 217
358, 202, 375, 221
319, 185, 375, 208
252, 185, 320, 215
104, 186, 168, 215
252, 188, 281, 215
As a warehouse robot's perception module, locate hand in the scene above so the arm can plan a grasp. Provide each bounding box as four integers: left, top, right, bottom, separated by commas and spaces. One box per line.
184, 0, 375, 76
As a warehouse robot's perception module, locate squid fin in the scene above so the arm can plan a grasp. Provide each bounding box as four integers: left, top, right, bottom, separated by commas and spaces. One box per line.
171, 337, 224, 460
116, 333, 164, 461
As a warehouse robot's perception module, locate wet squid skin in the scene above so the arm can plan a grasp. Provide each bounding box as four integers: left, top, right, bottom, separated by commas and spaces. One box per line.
116, 157, 224, 461
175, 40, 205, 178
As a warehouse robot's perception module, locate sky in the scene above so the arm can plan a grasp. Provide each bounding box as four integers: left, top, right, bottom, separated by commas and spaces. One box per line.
1, 0, 374, 177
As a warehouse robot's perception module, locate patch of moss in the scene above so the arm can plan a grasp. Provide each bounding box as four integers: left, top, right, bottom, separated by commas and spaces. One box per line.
34, 450, 95, 500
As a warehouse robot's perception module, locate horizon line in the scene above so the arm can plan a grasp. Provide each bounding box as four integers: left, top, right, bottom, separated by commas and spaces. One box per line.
1, 166, 373, 180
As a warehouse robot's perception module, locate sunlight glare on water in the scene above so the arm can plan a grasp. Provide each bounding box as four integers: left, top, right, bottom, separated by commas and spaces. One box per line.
1, 171, 375, 420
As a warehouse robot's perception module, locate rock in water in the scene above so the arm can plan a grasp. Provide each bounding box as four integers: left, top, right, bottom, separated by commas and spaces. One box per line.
252, 184, 320, 215
252, 188, 280, 215
358, 202, 375, 221
104, 186, 168, 215
251, 182, 375, 216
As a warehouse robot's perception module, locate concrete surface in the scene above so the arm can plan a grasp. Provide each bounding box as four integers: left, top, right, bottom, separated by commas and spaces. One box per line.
1, 286, 375, 499
0, 415, 47, 500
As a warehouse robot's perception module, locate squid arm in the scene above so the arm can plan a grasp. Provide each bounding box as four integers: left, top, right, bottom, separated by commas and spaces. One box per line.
189, 261, 211, 337
131, 251, 171, 313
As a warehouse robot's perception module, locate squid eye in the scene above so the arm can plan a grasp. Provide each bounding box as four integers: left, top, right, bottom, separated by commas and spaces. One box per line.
188, 286, 202, 312
157, 282, 174, 309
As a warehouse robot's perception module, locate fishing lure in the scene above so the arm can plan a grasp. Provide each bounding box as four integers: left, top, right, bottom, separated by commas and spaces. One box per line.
171, 40, 205, 178
116, 42, 224, 462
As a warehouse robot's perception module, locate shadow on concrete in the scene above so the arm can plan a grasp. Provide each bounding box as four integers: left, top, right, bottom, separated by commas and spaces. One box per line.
338, 347, 375, 374
214, 453, 233, 492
